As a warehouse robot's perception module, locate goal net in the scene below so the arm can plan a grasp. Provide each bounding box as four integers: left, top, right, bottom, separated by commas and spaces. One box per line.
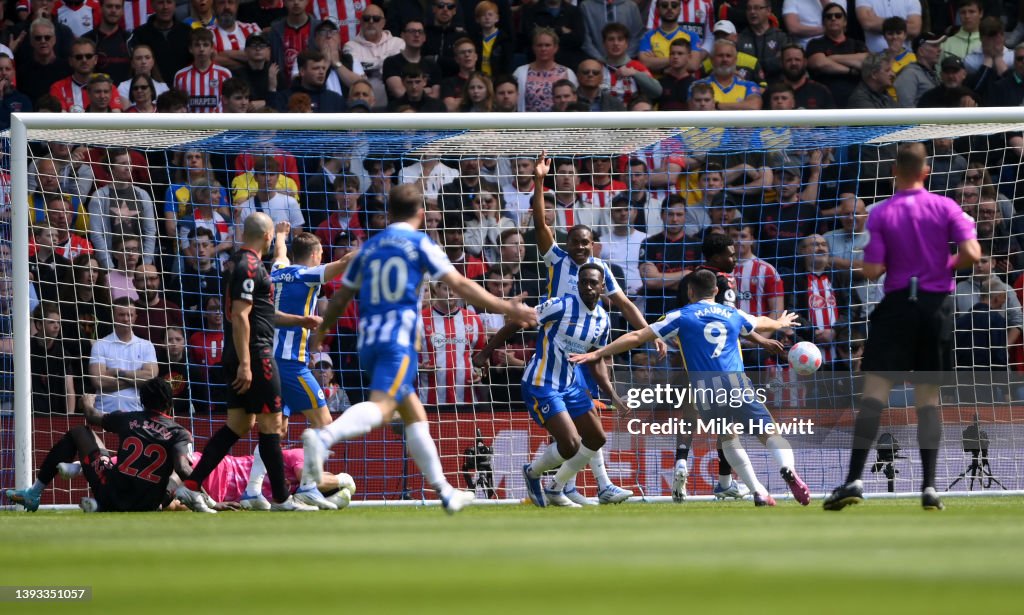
3, 110, 1024, 507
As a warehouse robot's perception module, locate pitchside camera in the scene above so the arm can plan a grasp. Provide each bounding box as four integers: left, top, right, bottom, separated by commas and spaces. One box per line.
871, 433, 904, 492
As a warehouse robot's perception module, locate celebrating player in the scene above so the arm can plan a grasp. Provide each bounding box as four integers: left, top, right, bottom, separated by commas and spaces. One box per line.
520, 264, 628, 507
496, 152, 662, 505
237, 222, 351, 511
176, 213, 320, 513
572, 269, 812, 507
303, 183, 537, 515
6, 379, 194, 513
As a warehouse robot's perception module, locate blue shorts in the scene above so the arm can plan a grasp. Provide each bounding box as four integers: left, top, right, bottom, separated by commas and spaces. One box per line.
359, 343, 418, 401
522, 379, 595, 427
692, 373, 773, 432
278, 359, 326, 417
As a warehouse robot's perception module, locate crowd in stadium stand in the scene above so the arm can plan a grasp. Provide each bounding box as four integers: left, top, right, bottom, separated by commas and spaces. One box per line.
4, 0, 1024, 415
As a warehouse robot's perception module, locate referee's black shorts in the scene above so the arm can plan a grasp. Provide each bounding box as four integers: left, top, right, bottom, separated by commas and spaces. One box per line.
862, 289, 954, 382
223, 346, 284, 414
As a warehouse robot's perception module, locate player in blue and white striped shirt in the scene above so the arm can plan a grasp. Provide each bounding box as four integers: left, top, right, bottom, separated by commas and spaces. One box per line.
303, 184, 537, 515
521, 263, 628, 507
571, 270, 812, 507
239, 222, 352, 511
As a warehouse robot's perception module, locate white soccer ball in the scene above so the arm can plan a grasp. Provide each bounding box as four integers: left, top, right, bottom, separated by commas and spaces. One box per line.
788, 341, 823, 376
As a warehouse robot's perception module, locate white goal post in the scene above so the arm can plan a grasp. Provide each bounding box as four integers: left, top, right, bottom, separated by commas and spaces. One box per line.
9, 107, 1024, 502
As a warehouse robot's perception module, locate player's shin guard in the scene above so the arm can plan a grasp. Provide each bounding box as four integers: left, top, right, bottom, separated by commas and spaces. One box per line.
185, 425, 240, 490
528, 442, 566, 478
258, 433, 289, 504
847, 397, 885, 484
321, 401, 383, 446
916, 405, 942, 490
405, 421, 453, 499
38, 431, 79, 486
766, 435, 796, 471
551, 445, 598, 491
246, 445, 267, 497
720, 438, 765, 496
588, 448, 612, 491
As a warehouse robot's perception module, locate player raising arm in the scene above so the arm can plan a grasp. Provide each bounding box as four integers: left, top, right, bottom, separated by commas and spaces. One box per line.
521, 264, 628, 507
303, 183, 537, 515
6, 379, 194, 513
572, 270, 812, 507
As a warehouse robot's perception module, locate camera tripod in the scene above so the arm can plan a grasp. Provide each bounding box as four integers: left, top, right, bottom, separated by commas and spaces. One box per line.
947, 449, 1006, 491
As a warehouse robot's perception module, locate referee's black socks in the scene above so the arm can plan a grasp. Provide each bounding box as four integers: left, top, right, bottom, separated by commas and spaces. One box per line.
846, 397, 885, 484
916, 406, 942, 490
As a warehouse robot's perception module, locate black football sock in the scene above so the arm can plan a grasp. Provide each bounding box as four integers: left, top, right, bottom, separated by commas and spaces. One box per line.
674, 445, 689, 463
259, 433, 289, 504
185, 426, 240, 490
717, 448, 732, 477
916, 405, 942, 490
847, 397, 885, 484
37, 431, 78, 485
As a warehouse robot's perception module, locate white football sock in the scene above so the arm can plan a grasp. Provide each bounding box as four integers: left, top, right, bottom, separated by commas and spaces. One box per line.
528, 442, 566, 478
718, 474, 733, 489
244, 445, 266, 497
589, 447, 612, 491
766, 435, 795, 471
721, 438, 765, 495
405, 421, 453, 499
551, 445, 598, 492
320, 401, 383, 447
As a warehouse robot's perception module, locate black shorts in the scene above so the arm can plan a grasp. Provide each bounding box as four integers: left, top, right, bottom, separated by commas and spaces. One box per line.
81, 449, 118, 512
862, 290, 954, 381
223, 346, 283, 414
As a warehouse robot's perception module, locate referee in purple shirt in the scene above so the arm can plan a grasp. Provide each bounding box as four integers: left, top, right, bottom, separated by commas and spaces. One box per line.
823, 143, 981, 512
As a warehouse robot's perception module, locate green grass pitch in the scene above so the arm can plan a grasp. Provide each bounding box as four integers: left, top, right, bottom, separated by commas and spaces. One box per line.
2, 498, 1023, 614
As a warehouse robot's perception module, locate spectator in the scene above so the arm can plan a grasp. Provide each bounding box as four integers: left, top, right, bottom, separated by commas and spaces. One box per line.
472, 1, 512, 78
230, 32, 275, 109
479, 264, 518, 331
29, 224, 74, 304
441, 217, 487, 279
423, 0, 467, 78
183, 0, 215, 27
39, 194, 93, 260
971, 197, 1024, 279
305, 153, 354, 228
730, 223, 785, 319
786, 234, 845, 362
855, 0, 922, 54
346, 76, 374, 109
14, 2, 76, 61
84, 71, 118, 112
701, 20, 765, 84
578, 155, 627, 211
343, 3, 401, 108
188, 294, 226, 413
29, 157, 85, 229
274, 47, 346, 111
955, 255, 1023, 345
881, 17, 915, 88
215, 76, 248, 112
941, 0, 983, 61
31, 302, 77, 414
737, 0, 790, 81
517, 0, 586, 70
88, 296, 159, 414
38, 141, 96, 204
626, 157, 665, 236
893, 31, 943, 107
601, 195, 647, 295
781, 0, 825, 48
967, 16, 1014, 96
178, 226, 222, 328
398, 155, 458, 207
822, 193, 882, 318
234, 156, 304, 235
158, 325, 195, 415
513, 27, 577, 112
238, 0, 286, 28
927, 136, 967, 194
115, 44, 169, 108
547, 158, 597, 234
955, 277, 1008, 401
106, 234, 142, 302
174, 27, 233, 112
269, 0, 319, 79
600, 22, 662, 106
314, 175, 362, 246
210, 0, 261, 70
983, 42, 1024, 107
693, 38, 762, 109
311, 351, 346, 414
59, 252, 113, 343
84, 0, 131, 84
440, 37, 478, 110
492, 73, 517, 111
657, 38, 695, 109
124, 73, 157, 112
749, 157, 821, 270
458, 71, 493, 112
16, 18, 72, 104
580, 0, 643, 62
386, 61, 446, 111
438, 156, 489, 221
164, 148, 226, 239
638, 194, 699, 323
177, 177, 232, 261
574, 58, 625, 111
496, 228, 544, 301
779, 43, 835, 108
0, 55, 32, 130
87, 147, 156, 268
806, 3, 868, 108
230, 149, 300, 204
127, 0, 192, 82
918, 55, 969, 107
846, 51, 896, 108
639, 0, 703, 76
420, 279, 486, 408
383, 20, 441, 100
463, 187, 502, 259
311, 19, 362, 100
764, 81, 797, 109
133, 262, 183, 347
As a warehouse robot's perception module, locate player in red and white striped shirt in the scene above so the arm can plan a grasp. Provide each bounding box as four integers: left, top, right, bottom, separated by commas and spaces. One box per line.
308, 0, 364, 45
577, 156, 627, 211
174, 28, 233, 112
420, 280, 486, 407
122, 0, 153, 32
790, 234, 840, 362
210, 0, 261, 60
730, 224, 785, 318
55, 0, 102, 37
